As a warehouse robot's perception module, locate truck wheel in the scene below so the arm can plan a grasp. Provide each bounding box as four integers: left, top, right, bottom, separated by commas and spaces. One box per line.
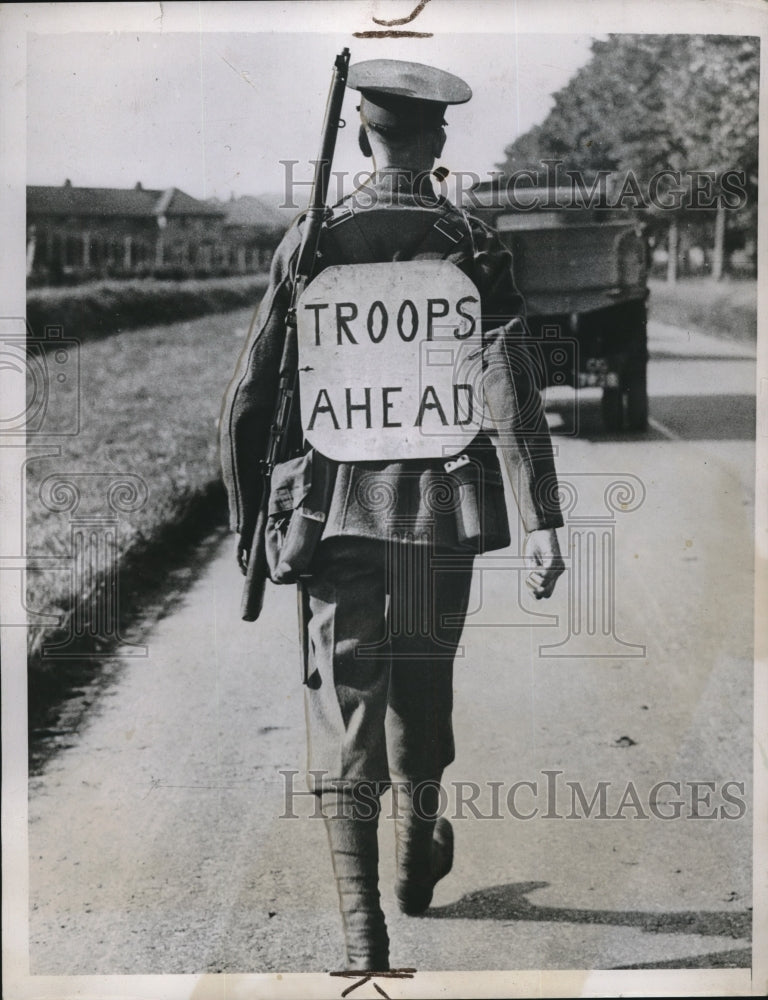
601, 386, 624, 432
625, 369, 649, 431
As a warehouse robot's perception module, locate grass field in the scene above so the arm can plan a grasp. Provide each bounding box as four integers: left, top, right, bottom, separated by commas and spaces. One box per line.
648, 276, 757, 343
26, 305, 256, 663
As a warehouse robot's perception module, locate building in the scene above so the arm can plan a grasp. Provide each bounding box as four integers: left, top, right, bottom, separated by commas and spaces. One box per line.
27, 181, 244, 284
214, 194, 287, 274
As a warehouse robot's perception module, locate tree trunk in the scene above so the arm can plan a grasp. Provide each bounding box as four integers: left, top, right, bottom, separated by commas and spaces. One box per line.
26, 229, 36, 276
666, 218, 679, 284
712, 202, 726, 280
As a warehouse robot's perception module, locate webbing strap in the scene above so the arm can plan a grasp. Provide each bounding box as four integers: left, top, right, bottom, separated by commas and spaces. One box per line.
321, 204, 471, 265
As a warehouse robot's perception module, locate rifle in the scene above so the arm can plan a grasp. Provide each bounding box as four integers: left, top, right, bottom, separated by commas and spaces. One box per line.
241, 47, 350, 622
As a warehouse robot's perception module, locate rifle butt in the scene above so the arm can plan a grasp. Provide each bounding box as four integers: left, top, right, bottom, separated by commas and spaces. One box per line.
240, 509, 269, 621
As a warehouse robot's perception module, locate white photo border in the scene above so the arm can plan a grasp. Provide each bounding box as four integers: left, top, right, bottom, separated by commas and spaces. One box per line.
1, 2, 765, 997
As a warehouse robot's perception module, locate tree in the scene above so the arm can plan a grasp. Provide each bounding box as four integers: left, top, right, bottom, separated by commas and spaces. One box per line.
664, 36, 759, 278
497, 34, 759, 280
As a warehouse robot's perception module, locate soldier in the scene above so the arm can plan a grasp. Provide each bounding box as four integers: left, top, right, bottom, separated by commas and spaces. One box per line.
220, 59, 564, 972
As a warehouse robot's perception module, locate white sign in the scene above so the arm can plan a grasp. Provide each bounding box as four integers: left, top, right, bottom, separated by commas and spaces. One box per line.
297, 261, 484, 462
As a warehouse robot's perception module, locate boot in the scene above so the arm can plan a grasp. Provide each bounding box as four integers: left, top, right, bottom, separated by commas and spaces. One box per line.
392, 777, 454, 916
321, 788, 390, 971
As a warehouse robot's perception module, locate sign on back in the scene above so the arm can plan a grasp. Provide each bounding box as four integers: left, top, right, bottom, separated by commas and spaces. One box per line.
297, 261, 484, 462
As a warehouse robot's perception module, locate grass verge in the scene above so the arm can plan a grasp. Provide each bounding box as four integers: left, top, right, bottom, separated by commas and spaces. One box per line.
27, 274, 268, 343
648, 276, 756, 343
26, 305, 256, 734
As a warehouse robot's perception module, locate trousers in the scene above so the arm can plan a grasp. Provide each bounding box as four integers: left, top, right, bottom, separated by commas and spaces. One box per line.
302, 536, 475, 793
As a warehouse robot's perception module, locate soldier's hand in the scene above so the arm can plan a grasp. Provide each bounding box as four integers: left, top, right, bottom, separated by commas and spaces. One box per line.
524, 528, 564, 600
235, 535, 250, 576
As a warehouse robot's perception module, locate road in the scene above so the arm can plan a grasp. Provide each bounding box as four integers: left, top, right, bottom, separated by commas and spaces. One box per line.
26, 318, 755, 979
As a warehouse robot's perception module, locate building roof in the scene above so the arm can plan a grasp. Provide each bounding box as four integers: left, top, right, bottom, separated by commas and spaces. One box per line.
216, 194, 287, 231
27, 182, 225, 219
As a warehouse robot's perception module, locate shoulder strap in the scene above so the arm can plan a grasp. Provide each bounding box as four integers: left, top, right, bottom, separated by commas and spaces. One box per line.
323, 205, 380, 261
400, 213, 467, 259
320, 203, 474, 265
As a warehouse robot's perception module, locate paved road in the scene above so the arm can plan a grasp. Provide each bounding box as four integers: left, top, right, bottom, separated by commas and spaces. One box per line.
27, 319, 755, 977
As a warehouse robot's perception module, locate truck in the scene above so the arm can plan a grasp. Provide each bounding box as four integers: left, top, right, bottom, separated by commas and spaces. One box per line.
465, 184, 650, 433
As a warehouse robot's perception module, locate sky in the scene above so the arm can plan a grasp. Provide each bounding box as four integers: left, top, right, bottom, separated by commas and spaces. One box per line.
26, 29, 596, 203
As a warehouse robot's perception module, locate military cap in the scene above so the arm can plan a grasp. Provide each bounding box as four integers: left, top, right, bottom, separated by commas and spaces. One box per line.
348, 59, 472, 132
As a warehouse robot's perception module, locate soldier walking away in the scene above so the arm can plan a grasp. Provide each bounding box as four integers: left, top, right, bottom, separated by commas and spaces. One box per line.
220, 57, 564, 973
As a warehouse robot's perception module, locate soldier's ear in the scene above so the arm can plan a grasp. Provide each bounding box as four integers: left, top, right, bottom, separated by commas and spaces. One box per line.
432, 127, 447, 159
358, 125, 373, 158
